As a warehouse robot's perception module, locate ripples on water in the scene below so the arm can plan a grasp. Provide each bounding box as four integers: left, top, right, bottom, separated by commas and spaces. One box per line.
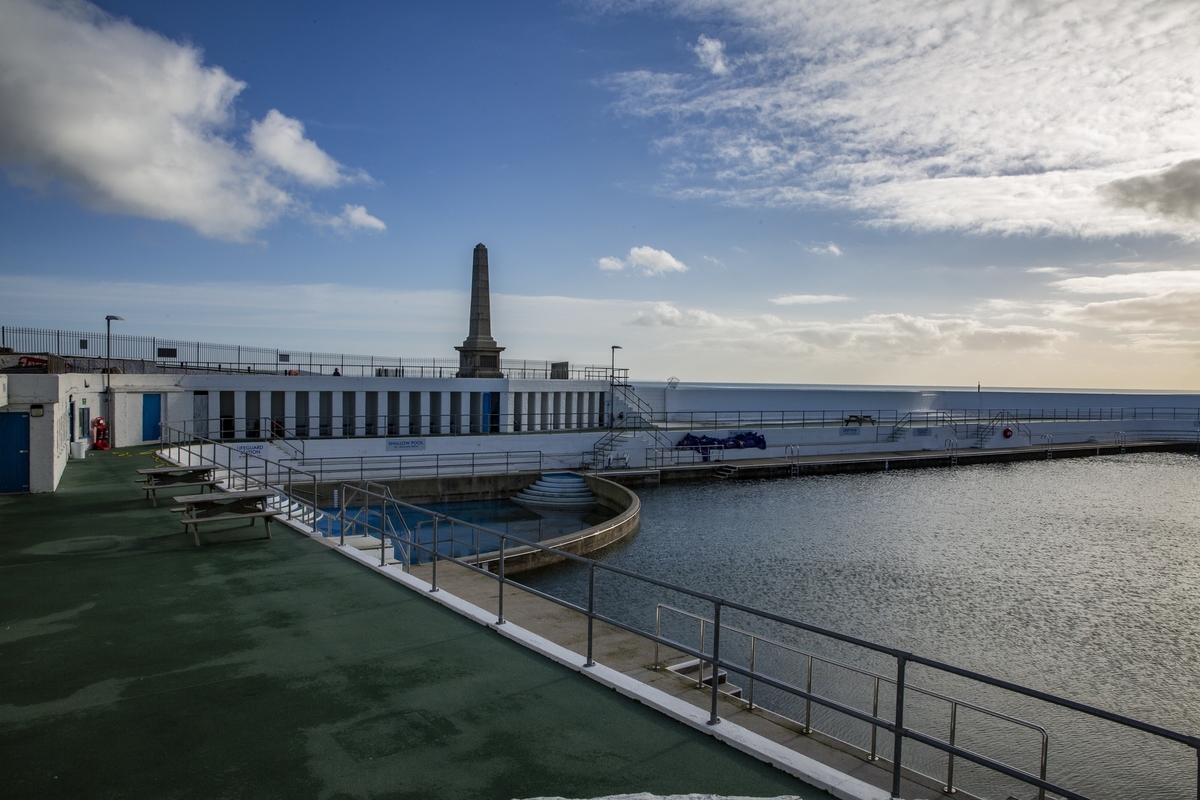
520, 453, 1200, 800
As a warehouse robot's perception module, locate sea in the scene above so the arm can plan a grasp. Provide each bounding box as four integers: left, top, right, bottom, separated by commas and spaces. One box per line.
520, 451, 1200, 800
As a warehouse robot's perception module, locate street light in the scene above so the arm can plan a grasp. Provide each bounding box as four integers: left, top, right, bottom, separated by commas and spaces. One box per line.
105, 315, 124, 389
105, 315, 124, 434
609, 345, 622, 429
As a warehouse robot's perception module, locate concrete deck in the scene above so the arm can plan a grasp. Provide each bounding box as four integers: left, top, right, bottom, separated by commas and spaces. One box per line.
0, 448, 829, 800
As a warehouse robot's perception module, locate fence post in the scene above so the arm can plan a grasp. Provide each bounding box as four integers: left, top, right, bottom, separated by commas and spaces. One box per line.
496, 535, 506, 625
708, 600, 722, 726
586, 563, 596, 667
430, 518, 439, 592
339, 489, 346, 547
891, 655, 908, 799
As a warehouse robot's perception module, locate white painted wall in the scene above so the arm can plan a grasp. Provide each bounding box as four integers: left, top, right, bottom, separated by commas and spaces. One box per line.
3, 374, 105, 492
640, 382, 1200, 418
109, 375, 189, 448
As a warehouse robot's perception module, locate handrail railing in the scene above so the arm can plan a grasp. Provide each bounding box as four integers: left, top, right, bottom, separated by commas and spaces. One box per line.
624, 407, 1200, 431
354, 494, 1200, 800
279, 450, 543, 482
0, 324, 624, 381
654, 604, 1049, 798
158, 422, 326, 531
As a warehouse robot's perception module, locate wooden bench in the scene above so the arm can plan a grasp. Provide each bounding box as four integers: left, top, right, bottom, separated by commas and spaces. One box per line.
137, 466, 219, 507
173, 490, 280, 547
843, 414, 875, 426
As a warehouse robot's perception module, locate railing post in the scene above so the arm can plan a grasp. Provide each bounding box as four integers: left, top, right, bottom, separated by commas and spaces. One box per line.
586, 563, 596, 667
870, 676, 880, 760
708, 600, 722, 726
496, 534, 505, 625
891, 655, 908, 800
748, 636, 756, 709
430, 519, 440, 591
654, 606, 661, 668
380, 523, 387, 567
804, 654, 813, 732
944, 701, 958, 794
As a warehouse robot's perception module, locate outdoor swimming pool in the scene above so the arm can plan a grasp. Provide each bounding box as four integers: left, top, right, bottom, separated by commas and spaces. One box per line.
520, 452, 1200, 800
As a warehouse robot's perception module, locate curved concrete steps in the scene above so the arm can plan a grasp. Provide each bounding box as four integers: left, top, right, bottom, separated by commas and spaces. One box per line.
512, 472, 597, 510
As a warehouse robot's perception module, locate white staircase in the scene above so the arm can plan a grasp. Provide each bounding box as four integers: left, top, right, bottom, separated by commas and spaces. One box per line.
511, 472, 597, 510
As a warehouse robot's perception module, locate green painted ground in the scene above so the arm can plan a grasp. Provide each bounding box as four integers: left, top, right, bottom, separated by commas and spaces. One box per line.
0, 449, 828, 800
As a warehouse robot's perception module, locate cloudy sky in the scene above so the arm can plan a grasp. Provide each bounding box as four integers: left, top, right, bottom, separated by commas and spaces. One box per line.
1, 0, 1199, 389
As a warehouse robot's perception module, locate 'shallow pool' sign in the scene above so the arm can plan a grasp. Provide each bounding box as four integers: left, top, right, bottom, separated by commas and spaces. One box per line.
386, 438, 426, 452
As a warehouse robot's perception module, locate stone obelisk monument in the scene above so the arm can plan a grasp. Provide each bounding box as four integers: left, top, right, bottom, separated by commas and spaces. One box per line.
455, 243, 505, 378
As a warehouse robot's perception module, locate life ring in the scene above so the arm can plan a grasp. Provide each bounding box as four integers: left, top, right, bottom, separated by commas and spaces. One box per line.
1002, 427, 1014, 439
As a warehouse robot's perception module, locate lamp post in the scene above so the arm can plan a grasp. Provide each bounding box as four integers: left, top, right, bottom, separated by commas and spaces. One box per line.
105, 315, 124, 388
609, 345, 622, 429
105, 315, 123, 433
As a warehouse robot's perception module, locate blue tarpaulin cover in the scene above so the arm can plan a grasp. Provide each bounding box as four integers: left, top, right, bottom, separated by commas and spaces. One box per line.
676, 431, 766, 461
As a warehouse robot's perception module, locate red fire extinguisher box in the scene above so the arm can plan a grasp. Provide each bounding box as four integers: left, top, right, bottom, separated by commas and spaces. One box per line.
92, 417, 110, 450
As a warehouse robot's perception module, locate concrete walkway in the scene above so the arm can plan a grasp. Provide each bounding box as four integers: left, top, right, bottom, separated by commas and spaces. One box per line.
0, 449, 829, 800
398, 559, 948, 800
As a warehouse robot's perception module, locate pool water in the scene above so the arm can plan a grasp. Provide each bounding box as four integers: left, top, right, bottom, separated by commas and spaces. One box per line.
321, 498, 610, 563
520, 452, 1200, 800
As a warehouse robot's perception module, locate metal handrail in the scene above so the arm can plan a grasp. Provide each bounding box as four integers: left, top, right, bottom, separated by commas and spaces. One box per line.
641, 407, 1200, 431
159, 422, 324, 530
354, 492, 1200, 800
0, 324, 624, 381
1040, 433, 1054, 459
278, 450, 543, 482
653, 604, 1048, 798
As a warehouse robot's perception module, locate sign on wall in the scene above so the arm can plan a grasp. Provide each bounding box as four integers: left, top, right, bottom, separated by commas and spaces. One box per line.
233, 442, 268, 457
385, 438, 426, 452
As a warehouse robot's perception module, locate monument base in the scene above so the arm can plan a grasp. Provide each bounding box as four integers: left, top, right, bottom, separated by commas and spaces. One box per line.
456, 345, 505, 378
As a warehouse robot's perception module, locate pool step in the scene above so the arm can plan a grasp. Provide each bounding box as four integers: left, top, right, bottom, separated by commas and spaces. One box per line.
667, 658, 744, 699
512, 472, 596, 510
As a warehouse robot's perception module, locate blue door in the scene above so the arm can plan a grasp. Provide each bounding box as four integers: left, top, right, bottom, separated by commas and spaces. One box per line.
142, 393, 162, 441
0, 413, 31, 493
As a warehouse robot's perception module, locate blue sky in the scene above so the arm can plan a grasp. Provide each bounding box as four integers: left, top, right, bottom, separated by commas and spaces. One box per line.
2, 0, 1199, 389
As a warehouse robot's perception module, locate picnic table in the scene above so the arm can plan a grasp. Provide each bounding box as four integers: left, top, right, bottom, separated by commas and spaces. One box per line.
173, 489, 281, 547
137, 465, 219, 507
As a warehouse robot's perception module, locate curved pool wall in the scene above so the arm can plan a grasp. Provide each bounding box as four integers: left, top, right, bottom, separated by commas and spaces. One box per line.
471, 473, 640, 575
316, 471, 640, 575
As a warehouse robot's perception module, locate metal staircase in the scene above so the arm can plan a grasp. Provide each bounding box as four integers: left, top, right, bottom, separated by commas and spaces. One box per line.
589, 383, 675, 466
888, 411, 957, 442
972, 411, 1030, 448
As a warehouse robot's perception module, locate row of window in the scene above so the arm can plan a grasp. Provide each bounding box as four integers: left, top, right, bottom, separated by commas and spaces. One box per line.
190, 390, 606, 439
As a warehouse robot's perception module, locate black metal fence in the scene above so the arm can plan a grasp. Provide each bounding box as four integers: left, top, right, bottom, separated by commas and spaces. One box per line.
0, 325, 620, 380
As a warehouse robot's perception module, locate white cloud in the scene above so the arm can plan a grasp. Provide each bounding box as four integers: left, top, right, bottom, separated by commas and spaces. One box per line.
693, 34, 731, 76
1038, 268, 1200, 339
769, 294, 850, 305
1026, 267, 1064, 275
631, 302, 751, 328
607, 0, 1200, 237
0, 0, 372, 241
597, 246, 689, 275
319, 204, 387, 233
1053, 271, 1200, 296
805, 242, 843, 257
249, 110, 360, 188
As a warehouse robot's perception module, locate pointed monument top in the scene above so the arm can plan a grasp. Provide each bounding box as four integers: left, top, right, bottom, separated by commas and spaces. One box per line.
456, 242, 504, 378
